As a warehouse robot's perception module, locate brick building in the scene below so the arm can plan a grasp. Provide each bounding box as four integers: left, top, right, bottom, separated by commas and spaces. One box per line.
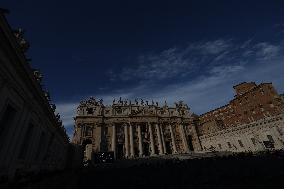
198, 82, 284, 136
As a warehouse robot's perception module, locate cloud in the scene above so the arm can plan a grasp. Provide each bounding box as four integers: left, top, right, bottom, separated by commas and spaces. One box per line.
108, 40, 234, 82
116, 47, 196, 81
255, 42, 280, 60
189, 39, 232, 55
56, 103, 78, 138
58, 38, 284, 140
108, 39, 282, 82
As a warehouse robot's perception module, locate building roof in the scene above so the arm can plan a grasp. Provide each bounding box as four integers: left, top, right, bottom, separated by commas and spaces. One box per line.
199, 82, 274, 117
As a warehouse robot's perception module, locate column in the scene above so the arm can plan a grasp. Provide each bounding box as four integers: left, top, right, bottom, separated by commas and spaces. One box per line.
160, 124, 166, 154
169, 124, 178, 154
112, 124, 116, 159
124, 124, 129, 158
191, 125, 202, 151
148, 122, 155, 156
137, 124, 143, 157
26, 125, 40, 163
156, 124, 164, 155
179, 124, 190, 153
129, 123, 134, 158
254, 134, 264, 151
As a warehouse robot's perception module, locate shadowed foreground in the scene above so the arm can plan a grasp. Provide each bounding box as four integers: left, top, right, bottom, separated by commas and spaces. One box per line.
3, 151, 284, 189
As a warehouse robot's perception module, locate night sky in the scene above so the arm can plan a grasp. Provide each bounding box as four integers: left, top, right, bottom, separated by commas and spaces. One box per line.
2, 0, 284, 138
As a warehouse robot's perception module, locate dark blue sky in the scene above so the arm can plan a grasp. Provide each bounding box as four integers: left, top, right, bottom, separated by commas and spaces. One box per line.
2, 0, 284, 137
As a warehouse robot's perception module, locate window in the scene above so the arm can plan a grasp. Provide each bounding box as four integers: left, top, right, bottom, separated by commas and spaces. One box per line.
227, 142, 232, 148
116, 108, 122, 114
251, 138, 256, 145
84, 126, 92, 136
86, 108, 94, 114
267, 135, 274, 143
238, 140, 244, 147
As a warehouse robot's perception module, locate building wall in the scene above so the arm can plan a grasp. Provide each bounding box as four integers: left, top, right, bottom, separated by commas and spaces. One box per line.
199, 113, 284, 152
72, 98, 201, 159
0, 10, 70, 179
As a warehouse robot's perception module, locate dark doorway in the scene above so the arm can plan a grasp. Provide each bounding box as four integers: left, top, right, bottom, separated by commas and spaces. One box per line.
117, 144, 124, 159
165, 141, 172, 154
187, 135, 194, 151
154, 145, 159, 154
143, 142, 149, 156
82, 139, 92, 150
134, 146, 139, 157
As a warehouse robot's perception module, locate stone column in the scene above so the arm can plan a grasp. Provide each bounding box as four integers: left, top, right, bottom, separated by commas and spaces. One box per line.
160, 124, 166, 154
191, 125, 202, 151
254, 134, 264, 151
179, 124, 190, 153
156, 123, 164, 155
112, 124, 116, 159
148, 122, 155, 156
124, 124, 130, 158
137, 124, 143, 157
129, 123, 135, 158
169, 124, 178, 154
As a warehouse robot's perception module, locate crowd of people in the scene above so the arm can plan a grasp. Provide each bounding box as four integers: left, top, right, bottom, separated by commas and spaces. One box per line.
2, 150, 284, 188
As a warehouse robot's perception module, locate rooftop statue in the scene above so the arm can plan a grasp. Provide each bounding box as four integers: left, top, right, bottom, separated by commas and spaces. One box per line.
50, 104, 56, 112
33, 69, 43, 83
13, 28, 30, 52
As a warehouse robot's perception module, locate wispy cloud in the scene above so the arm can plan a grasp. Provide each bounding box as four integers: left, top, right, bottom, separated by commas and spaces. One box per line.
108, 39, 282, 82
58, 38, 284, 139
255, 42, 280, 60
188, 39, 232, 55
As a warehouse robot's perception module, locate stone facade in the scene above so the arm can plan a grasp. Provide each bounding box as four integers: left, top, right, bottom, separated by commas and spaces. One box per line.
73, 82, 284, 159
200, 113, 284, 152
72, 98, 201, 160
0, 9, 72, 179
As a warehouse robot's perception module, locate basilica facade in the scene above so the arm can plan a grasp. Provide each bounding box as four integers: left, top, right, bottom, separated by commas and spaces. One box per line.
72, 98, 202, 160
73, 82, 284, 161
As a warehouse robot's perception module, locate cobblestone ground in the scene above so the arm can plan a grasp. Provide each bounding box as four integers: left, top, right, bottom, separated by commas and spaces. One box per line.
2, 151, 284, 189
